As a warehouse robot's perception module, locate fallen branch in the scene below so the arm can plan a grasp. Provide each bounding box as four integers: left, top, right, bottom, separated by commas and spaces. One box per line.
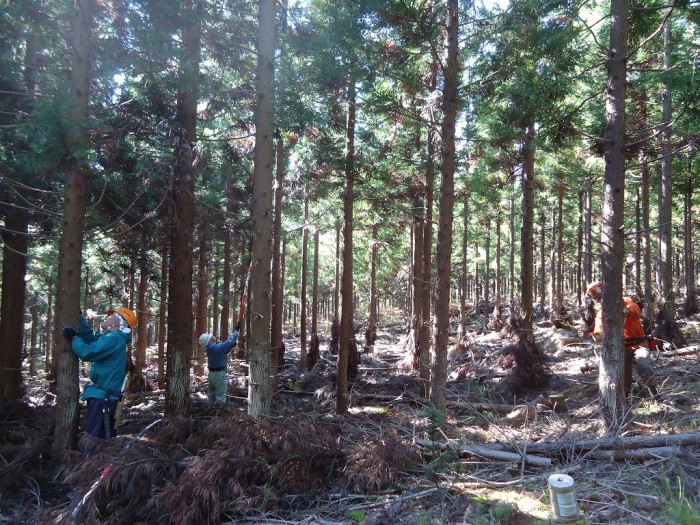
500, 431, 700, 455
417, 432, 700, 458
415, 440, 551, 467
458, 444, 551, 467
582, 446, 683, 461
659, 345, 700, 357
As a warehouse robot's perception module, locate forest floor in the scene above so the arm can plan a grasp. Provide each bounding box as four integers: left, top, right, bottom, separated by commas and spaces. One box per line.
2, 302, 700, 524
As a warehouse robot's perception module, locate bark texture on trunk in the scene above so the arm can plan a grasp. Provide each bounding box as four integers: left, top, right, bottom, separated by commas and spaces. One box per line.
430, 0, 459, 415
337, 81, 356, 414
0, 208, 29, 401
599, 0, 629, 431
165, 0, 200, 418
52, 0, 92, 461
248, 0, 277, 419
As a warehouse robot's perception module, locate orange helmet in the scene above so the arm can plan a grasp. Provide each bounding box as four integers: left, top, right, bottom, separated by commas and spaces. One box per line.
107, 307, 137, 327
586, 282, 602, 301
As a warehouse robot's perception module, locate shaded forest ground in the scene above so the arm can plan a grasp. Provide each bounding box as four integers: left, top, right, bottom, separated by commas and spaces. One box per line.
2, 301, 700, 524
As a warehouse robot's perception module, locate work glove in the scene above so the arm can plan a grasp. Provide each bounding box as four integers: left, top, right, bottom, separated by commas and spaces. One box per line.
61, 324, 78, 342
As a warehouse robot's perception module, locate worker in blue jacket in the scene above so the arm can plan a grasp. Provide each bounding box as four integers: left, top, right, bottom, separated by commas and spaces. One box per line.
61, 307, 137, 439
198, 325, 240, 403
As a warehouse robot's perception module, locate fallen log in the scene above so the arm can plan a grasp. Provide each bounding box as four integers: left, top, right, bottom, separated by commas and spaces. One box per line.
353, 394, 519, 414
582, 446, 683, 461
659, 345, 700, 357
501, 431, 700, 455
415, 440, 551, 467
417, 432, 700, 457
459, 445, 552, 467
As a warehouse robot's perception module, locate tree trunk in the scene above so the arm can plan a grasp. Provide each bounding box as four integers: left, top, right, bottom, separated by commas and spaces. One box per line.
158, 248, 168, 389
420, 73, 436, 400
52, 0, 92, 461
0, 207, 29, 401
194, 232, 208, 376
334, 221, 340, 321
366, 224, 378, 352
135, 252, 148, 377
583, 178, 593, 291
271, 133, 285, 369
509, 193, 515, 306
657, 17, 674, 328
308, 229, 320, 370
459, 191, 468, 339
484, 214, 491, 315
220, 168, 233, 338
337, 80, 356, 415
300, 194, 309, 369
411, 184, 424, 374
165, 0, 200, 418
538, 209, 546, 317
684, 170, 698, 315
430, 0, 459, 415
30, 293, 39, 376
212, 259, 219, 337
599, 0, 629, 431
555, 178, 564, 318
248, 0, 276, 419
520, 122, 536, 351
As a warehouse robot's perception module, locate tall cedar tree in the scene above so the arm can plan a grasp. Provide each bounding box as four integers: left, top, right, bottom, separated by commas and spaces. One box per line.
599, 0, 629, 430
165, 0, 200, 418
430, 0, 459, 415
52, 0, 92, 460
248, 0, 277, 418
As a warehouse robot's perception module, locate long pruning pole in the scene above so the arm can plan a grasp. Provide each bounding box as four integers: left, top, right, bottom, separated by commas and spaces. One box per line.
237, 262, 252, 329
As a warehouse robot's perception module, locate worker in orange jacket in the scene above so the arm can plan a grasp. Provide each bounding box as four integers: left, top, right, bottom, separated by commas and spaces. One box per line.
586, 282, 658, 397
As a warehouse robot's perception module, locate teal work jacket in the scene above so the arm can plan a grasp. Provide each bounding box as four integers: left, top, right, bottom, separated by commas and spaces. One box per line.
71, 316, 130, 400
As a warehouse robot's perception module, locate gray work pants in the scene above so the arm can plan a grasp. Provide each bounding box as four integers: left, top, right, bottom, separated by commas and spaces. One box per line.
208, 370, 228, 403
624, 346, 656, 393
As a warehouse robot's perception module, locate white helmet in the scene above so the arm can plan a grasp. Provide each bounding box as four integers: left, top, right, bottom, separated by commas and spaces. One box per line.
198, 333, 213, 347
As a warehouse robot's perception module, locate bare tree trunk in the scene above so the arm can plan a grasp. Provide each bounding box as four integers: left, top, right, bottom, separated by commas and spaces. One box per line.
555, 178, 564, 318
492, 207, 502, 328
583, 178, 593, 291
539, 208, 546, 315
52, 0, 92, 461
158, 249, 168, 389
212, 259, 219, 337
271, 134, 285, 369
411, 184, 424, 373
248, 0, 277, 419
30, 293, 39, 376
300, 195, 309, 369
430, 0, 459, 415
220, 168, 233, 338
599, 0, 628, 431
509, 193, 515, 307
520, 122, 536, 354
165, 0, 199, 418
334, 221, 340, 320
308, 229, 320, 370
0, 207, 29, 401
366, 224, 378, 352
420, 76, 436, 400
484, 214, 491, 315
684, 170, 698, 315
194, 232, 208, 376
135, 252, 148, 376
337, 80, 356, 414
459, 191, 468, 338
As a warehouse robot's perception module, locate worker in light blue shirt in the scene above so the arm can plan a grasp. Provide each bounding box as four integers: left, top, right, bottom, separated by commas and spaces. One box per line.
198, 325, 239, 403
